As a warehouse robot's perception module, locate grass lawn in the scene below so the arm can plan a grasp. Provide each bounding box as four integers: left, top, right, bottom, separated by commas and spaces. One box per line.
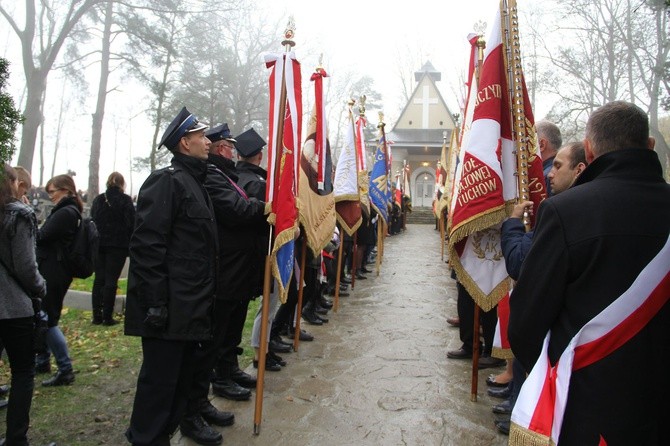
0, 277, 260, 446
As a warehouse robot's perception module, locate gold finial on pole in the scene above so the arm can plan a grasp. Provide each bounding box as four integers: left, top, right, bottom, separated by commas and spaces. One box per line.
358, 95, 366, 117
377, 111, 385, 129
282, 16, 296, 50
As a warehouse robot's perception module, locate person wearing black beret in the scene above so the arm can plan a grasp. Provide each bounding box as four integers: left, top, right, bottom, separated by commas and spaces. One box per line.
124, 107, 227, 446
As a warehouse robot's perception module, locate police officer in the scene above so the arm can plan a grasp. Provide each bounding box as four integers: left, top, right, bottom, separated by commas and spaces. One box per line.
124, 108, 220, 446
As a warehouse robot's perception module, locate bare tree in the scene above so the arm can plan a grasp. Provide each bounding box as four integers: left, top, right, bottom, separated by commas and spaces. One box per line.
529, 0, 669, 172
87, 0, 114, 200
0, 0, 103, 174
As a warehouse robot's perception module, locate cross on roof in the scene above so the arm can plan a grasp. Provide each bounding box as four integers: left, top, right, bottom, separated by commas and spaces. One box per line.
413, 85, 438, 129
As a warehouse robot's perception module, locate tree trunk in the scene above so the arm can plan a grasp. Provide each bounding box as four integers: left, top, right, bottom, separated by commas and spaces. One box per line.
87, 1, 114, 201
17, 71, 46, 173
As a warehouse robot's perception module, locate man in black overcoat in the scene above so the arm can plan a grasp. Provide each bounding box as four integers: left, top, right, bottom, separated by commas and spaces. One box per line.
508, 101, 670, 445
198, 124, 266, 403
124, 108, 219, 446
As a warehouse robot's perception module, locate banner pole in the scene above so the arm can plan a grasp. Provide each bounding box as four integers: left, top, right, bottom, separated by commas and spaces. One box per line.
469, 30, 487, 404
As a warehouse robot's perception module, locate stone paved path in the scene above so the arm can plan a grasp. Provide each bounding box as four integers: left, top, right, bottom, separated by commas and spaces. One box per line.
174, 224, 508, 446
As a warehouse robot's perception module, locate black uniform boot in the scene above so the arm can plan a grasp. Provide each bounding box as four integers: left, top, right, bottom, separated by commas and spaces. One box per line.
199, 399, 234, 427
179, 414, 222, 446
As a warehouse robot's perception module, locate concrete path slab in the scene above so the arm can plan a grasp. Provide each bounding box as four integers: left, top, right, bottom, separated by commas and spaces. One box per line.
173, 225, 508, 446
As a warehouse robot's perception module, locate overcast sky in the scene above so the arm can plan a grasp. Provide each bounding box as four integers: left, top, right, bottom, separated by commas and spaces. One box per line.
3, 0, 555, 195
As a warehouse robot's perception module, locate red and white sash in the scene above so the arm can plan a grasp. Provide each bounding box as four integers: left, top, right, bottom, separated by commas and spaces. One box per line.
510, 235, 670, 445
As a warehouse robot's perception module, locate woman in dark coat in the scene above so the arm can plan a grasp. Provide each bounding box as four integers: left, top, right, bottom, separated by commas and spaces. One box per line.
0, 164, 46, 445
36, 174, 81, 387
90, 172, 135, 325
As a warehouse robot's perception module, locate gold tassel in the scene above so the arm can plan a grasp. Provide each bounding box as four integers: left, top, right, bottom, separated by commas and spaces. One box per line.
509, 422, 555, 446
492, 347, 515, 359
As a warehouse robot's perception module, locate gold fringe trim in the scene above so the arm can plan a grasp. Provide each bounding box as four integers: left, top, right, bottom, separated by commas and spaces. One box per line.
447, 244, 510, 311
334, 194, 360, 203
492, 347, 514, 360
447, 206, 511, 311
271, 225, 297, 305
264, 201, 272, 216
509, 422, 554, 446
449, 207, 507, 245
336, 214, 362, 236
267, 211, 276, 226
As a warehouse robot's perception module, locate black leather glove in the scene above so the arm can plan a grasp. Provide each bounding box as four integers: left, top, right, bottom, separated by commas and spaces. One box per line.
143, 306, 168, 330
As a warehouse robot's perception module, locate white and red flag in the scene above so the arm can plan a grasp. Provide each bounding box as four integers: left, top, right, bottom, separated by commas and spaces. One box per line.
298, 67, 336, 257
447, 8, 545, 311
333, 106, 362, 235
355, 113, 371, 217
265, 51, 302, 302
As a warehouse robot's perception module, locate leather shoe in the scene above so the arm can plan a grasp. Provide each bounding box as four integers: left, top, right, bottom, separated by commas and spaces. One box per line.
199, 400, 234, 427
271, 334, 292, 346
102, 319, 119, 326
495, 419, 510, 435
360, 267, 372, 273
340, 276, 351, 284
446, 347, 472, 359
338, 291, 350, 297
486, 375, 510, 388
339, 284, 349, 291
180, 415, 222, 446
478, 356, 505, 369
355, 272, 367, 280
230, 369, 256, 388
42, 370, 75, 387
316, 314, 329, 323
446, 317, 460, 327
288, 328, 314, 341
268, 351, 286, 366
211, 379, 251, 401
0, 399, 7, 410
487, 384, 511, 399
492, 399, 512, 415
315, 305, 329, 315
319, 298, 333, 309
0, 385, 9, 397
269, 339, 291, 353
253, 357, 281, 372
302, 312, 323, 325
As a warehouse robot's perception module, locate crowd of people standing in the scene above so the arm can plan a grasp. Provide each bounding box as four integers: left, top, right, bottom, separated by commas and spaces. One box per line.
0, 99, 666, 446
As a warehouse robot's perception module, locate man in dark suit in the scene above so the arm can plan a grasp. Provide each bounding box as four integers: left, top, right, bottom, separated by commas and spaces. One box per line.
124, 108, 219, 446
508, 101, 670, 445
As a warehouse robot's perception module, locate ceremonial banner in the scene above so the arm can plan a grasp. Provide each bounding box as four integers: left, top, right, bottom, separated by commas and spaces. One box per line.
447, 8, 545, 311
438, 127, 459, 218
298, 68, 336, 257
265, 52, 302, 302
402, 161, 411, 201
510, 236, 670, 445
394, 174, 402, 206
333, 108, 362, 235
369, 132, 389, 225
356, 114, 371, 217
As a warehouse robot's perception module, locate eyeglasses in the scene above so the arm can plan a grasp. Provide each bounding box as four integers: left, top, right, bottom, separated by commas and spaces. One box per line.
46, 188, 62, 196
